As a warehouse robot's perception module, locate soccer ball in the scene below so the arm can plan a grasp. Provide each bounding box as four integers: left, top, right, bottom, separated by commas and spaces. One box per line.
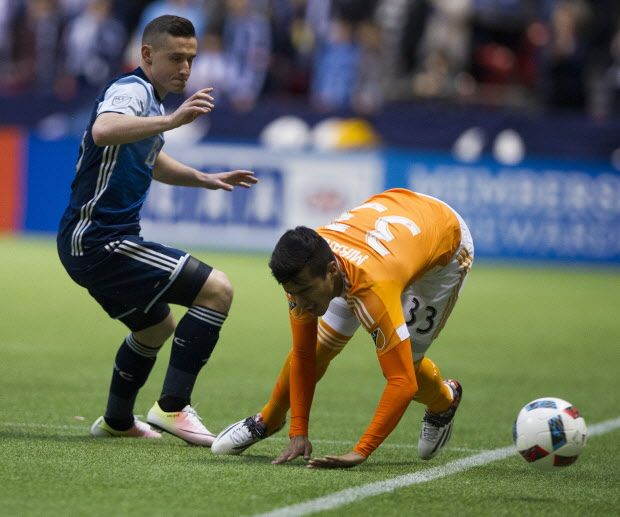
512, 397, 587, 471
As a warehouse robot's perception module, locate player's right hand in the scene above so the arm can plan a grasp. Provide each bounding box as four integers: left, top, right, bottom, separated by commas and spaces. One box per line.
168, 87, 215, 128
272, 435, 313, 465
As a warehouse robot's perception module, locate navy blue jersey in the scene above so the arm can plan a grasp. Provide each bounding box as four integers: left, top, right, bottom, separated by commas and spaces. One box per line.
58, 67, 165, 257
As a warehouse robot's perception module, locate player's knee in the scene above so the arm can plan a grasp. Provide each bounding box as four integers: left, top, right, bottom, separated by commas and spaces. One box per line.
157, 314, 177, 340
401, 379, 418, 401
193, 269, 234, 313
134, 312, 176, 347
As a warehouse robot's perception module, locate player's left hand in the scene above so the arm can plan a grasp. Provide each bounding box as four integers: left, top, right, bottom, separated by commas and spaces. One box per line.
272, 435, 313, 465
204, 170, 258, 191
307, 451, 366, 469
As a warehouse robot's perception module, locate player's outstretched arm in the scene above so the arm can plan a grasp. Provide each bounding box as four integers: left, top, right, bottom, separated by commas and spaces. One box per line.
308, 340, 417, 469
153, 150, 257, 189
92, 88, 215, 146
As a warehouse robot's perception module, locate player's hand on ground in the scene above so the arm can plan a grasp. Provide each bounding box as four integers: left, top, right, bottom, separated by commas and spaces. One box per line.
203, 170, 258, 191
307, 451, 366, 469
168, 88, 215, 128
272, 436, 312, 464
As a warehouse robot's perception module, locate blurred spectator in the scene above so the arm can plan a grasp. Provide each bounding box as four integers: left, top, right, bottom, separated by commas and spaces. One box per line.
374, 0, 431, 97
58, 0, 126, 99
540, 0, 591, 110
0, 0, 618, 118
469, 0, 533, 94
186, 28, 229, 95
264, 0, 310, 95
1, 0, 65, 95
311, 18, 360, 110
411, 0, 473, 100
605, 16, 620, 114
353, 19, 386, 113
305, 0, 332, 42
310, 2, 386, 113
59, 0, 91, 18
0, 0, 21, 82
221, 0, 272, 112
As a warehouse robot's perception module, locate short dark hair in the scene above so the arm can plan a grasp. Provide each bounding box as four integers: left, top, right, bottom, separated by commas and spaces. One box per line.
269, 226, 335, 284
142, 15, 196, 47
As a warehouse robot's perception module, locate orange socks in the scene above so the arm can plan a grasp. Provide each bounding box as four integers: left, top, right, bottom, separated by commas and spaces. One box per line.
413, 356, 453, 414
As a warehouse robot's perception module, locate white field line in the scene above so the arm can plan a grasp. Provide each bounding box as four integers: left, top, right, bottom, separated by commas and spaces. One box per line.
250, 417, 620, 517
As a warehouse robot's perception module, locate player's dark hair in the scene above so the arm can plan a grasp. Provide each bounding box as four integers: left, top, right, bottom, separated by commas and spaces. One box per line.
142, 15, 196, 46
269, 226, 335, 284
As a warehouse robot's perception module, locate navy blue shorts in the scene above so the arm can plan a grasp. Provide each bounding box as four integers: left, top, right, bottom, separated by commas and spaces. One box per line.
58, 236, 212, 331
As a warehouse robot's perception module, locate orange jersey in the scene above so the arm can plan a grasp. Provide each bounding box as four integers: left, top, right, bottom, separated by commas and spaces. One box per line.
318, 188, 461, 355
287, 189, 462, 453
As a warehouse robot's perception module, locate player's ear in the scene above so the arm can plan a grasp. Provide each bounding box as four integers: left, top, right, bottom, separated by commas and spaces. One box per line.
327, 260, 339, 278
141, 44, 153, 65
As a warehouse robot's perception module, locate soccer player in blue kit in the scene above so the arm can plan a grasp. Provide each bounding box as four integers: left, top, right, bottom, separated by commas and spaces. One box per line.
57, 15, 257, 445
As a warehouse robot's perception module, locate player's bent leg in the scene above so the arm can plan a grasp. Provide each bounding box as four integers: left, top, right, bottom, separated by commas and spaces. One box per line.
212, 342, 345, 456
260, 352, 293, 432
149, 260, 227, 446
94, 306, 173, 438
404, 216, 473, 460
418, 378, 463, 460
132, 312, 176, 348
192, 268, 233, 313
213, 306, 358, 456
260, 321, 350, 432
413, 357, 453, 413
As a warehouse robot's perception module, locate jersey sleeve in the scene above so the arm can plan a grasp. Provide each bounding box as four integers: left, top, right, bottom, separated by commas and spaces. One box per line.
347, 283, 410, 357
353, 339, 417, 457
97, 78, 150, 117
286, 293, 318, 437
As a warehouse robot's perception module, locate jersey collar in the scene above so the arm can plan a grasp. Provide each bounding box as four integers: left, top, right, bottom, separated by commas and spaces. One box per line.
134, 67, 163, 103
333, 255, 350, 297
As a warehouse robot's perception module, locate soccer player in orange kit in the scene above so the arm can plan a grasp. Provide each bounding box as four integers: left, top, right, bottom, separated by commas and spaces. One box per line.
212, 188, 474, 468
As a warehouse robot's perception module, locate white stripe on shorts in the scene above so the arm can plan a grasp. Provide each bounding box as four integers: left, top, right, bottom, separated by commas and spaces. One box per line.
114, 242, 179, 271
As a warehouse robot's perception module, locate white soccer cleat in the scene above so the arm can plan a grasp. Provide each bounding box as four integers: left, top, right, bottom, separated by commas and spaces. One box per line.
211, 414, 271, 455
146, 402, 216, 446
90, 416, 162, 439
418, 379, 463, 460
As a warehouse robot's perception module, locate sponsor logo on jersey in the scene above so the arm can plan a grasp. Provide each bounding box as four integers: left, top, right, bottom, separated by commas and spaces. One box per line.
112, 95, 132, 107
371, 327, 386, 351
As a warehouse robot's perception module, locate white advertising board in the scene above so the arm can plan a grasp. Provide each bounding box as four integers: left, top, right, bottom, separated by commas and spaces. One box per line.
141, 143, 383, 251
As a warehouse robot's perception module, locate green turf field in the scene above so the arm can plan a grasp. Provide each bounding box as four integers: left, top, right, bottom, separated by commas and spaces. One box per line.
1, 235, 619, 516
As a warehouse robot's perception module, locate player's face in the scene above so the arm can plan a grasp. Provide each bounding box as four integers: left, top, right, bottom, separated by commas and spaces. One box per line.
283, 262, 340, 317
145, 35, 197, 96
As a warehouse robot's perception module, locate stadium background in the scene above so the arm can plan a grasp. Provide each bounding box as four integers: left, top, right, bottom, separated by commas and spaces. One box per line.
1, 3, 619, 515
1, 0, 619, 263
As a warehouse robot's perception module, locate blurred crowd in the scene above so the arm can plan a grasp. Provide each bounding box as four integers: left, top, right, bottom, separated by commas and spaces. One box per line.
1, 0, 620, 117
